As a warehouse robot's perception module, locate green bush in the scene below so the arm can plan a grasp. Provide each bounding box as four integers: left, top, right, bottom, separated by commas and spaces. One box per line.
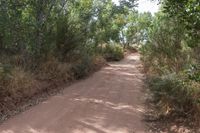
72, 54, 93, 79
149, 73, 200, 117
102, 44, 124, 61
187, 64, 200, 82
140, 15, 192, 75
70, 46, 106, 79
0, 63, 12, 80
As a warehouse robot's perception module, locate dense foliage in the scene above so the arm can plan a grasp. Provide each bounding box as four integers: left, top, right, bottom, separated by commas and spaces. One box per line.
0, 0, 139, 119
141, 0, 200, 124
1, 0, 200, 127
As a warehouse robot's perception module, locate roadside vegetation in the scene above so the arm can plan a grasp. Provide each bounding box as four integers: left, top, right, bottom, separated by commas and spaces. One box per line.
0, 0, 139, 121
0, 0, 152, 122
140, 0, 200, 129
1, 0, 199, 130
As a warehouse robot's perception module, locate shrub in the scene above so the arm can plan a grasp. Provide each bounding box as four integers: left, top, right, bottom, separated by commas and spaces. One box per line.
92, 55, 107, 71
0, 67, 40, 116
187, 64, 200, 82
71, 54, 93, 79
68, 45, 106, 79
127, 45, 138, 53
7, 68, 37, 98
0, 67, 36, 100
102, 44, 124, 61
0, 63, 12, 80
37, 57, 73, 82
149, 73, 200, 118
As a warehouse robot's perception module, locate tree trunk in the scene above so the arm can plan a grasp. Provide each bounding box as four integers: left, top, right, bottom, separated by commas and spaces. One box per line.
35, 0, 45, 57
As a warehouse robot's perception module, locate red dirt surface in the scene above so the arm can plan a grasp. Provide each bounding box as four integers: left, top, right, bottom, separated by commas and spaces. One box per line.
0, 53, 147, 133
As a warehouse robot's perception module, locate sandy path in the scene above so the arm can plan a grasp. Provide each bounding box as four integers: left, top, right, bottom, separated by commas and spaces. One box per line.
0, 53, 147, 133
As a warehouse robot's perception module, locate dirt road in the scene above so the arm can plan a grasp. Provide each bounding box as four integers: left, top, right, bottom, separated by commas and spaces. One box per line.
0, 53, 147, 133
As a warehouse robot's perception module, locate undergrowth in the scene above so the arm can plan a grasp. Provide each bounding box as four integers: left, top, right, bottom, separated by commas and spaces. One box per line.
101, 44, 124, 61
140, 14, 200, 127
148, 73, 200, 119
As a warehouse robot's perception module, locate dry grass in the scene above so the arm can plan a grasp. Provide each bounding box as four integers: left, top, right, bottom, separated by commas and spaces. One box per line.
0, 54, 106, 121
0, 67, 39, 116
0, 67, 38, 100
92, 55, 107, 70
102, 44, 124, 61
37, 57, 73, 82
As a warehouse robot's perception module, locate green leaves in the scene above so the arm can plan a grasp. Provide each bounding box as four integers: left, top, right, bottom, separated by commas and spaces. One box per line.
0, 63, 12, 80
0, 0, 138, 59
187, 64, 200, 82
163, 0, 200, 48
